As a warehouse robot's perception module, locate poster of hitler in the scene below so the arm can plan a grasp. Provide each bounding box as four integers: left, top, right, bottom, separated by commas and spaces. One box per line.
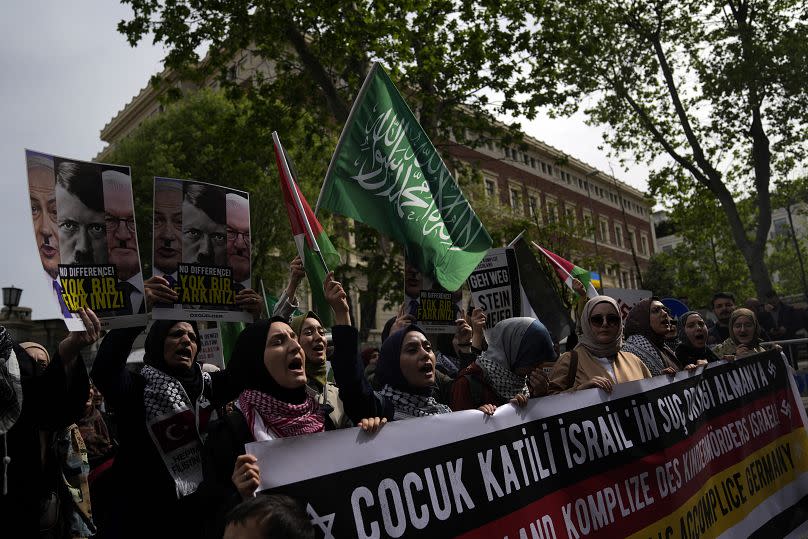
468, 247, 522, 331
25, 149, 147, 330
248, 350, 808, 539
151, 177, 252, 323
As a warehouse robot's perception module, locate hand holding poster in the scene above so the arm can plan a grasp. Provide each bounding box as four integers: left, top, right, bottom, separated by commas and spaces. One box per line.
247, 351, 808, 538
25, 150, 147, 330
151, 177, 252, 323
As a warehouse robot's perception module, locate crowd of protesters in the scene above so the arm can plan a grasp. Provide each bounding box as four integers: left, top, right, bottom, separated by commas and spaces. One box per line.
2, 256, 806, 538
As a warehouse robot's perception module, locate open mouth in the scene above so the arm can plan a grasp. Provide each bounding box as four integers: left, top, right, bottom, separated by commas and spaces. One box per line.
40, 244, 57, 258
288, 357, 304, 372
419, 362, 434, 374
176, 348, 192, 360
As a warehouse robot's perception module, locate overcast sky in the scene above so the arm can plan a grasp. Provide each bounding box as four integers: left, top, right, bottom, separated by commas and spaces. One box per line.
0, 1, 648, 321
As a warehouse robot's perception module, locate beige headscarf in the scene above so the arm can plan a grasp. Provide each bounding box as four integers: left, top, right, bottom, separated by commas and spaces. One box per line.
578, 296, 623, 357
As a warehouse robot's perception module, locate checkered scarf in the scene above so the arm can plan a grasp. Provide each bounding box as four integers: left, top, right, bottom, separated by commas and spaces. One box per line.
0, 328, 21, 436
141, 365, 212, 498
377, 385, 451, 420
475, 355, 530, 401
238, 389, 324, 439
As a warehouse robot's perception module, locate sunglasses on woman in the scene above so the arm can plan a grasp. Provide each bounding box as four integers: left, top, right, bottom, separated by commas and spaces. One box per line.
590, 314, 621, 327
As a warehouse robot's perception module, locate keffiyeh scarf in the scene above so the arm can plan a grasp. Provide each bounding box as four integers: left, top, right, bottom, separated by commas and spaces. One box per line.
142, 365, 213, 498
238, 389, 324, 439
377, 385, 451, 420
476, 355, 530, 401
622, 334, 671, 376
0, 327, 21, 436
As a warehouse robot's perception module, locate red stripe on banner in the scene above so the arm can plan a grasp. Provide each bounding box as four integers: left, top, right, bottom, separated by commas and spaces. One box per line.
457, 387, 803, 539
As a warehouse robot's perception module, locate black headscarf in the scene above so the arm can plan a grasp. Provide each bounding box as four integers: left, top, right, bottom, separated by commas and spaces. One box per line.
675, 311, 720, 365
143, 320, 203, 403
225, 316, 307, 404
624, 297, 666, 347
376, 324, 433, 396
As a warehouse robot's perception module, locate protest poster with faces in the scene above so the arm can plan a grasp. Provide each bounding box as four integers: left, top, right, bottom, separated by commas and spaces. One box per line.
24, 149, 147, 330
151, 177, 251, 323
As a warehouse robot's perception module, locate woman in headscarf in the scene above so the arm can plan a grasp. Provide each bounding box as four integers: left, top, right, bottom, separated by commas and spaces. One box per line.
549, 296, 651, 393
90, 320, 238, 538
675, 311, 720, 367
451, 317, 554, 414
325, 274, 452, 422
713, 308, 768, 359
289, 311, 351, 429
621, 297, 681, 376
201, 316, 326, 537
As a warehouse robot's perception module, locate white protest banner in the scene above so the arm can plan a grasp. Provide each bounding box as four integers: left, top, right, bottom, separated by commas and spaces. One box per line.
467, 247, 523, 330
197, 326, 224, 369
605, 287, 653, 319
151, 177, 251, 323
25, 149, 148, 330
248, 350, 808, 538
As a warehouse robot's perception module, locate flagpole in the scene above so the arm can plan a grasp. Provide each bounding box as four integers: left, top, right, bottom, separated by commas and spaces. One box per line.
507, 230, 526, 248
272, 131, 330, 274
315, 62, 381, 215
260, 279, 271, 317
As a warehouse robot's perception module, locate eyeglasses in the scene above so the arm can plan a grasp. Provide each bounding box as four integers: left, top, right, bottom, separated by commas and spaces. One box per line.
226, 229, 250, 243
105, 216, 136, 233
590, 314, 621, 327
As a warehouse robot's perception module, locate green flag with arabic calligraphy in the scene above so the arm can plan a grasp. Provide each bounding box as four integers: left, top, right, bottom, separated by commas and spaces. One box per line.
316, 63, 491, 291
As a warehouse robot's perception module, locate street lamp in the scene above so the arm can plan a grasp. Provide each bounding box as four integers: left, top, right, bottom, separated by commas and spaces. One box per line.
2, 286, 22, 309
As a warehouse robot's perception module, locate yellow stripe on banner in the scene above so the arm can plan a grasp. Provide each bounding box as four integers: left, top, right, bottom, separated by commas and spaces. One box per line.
627, 428, 808, 539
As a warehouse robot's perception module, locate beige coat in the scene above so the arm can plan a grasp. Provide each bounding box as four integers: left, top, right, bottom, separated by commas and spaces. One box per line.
549, 345, 651, 393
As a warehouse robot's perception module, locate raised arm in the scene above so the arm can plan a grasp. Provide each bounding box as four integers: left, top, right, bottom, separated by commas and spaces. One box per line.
90, 323, 144, 409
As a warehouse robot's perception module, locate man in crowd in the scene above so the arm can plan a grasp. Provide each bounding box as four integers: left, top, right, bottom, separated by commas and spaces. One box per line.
765, 290, 803, 341
55, 160, 108, 265
225, 192, 251, 290
182, 182, 227, 266
153, 178, 183, 278
103, 169, 145, 314
707, 291, 735, 346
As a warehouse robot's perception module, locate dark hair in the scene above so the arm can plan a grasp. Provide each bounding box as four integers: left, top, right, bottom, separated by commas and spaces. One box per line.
55, 159, 104, 212
184, 183, 226, 225
711, 292, 735, 308
224, 494, 314, 539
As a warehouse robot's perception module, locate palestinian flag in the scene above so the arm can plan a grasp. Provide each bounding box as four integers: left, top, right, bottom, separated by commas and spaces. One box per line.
532, 242, 599, 299
273, 132, 341, 326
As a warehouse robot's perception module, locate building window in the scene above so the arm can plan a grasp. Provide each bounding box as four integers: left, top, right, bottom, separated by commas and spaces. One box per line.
641, 234, 649, 255
547, 201, 558, 224
524, 155, 530, 165
541, 162, 547, 174
583, 213, 594, 239
614, 224, 624, 248
528, 195, 538, 218
772, 217, 790, 238
621, 270, 630, 289
484, 178, 496, 198
504, 147, 511, 159
509, 187, 522, 214
564, 205, 576, 225
628, 230, 637, 251
599, 219, 609, 243
530, 157, 536, 168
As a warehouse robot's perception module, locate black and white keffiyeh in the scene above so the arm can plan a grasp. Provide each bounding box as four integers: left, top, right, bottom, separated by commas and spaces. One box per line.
0, 327, 21, 436
476, 355, 530, 401
377, 385, 451, 420
622, 334, 669, 376
142, 364, 213, 498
